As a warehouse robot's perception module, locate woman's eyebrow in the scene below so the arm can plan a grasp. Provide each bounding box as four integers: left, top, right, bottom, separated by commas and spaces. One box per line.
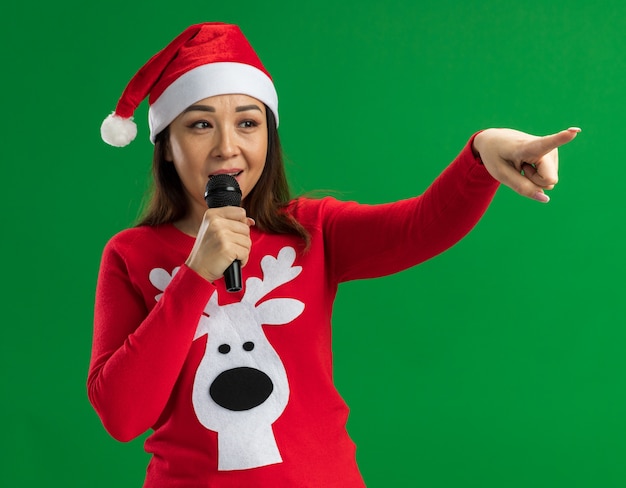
182, 104, 262, 113
183, 105, 215, 113
235, 105, 262, 112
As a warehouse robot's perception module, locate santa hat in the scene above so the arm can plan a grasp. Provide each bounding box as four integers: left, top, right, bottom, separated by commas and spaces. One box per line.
101, 22, 279, 147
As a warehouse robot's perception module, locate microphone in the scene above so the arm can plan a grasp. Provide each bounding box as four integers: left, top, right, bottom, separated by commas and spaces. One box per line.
204, 174, 243, 292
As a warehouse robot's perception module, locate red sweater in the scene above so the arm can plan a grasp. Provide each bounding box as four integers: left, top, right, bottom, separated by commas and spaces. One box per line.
88, 137, 499, 487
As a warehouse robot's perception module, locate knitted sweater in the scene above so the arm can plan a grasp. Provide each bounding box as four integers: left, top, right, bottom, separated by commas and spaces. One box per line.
88, 137, 499, 487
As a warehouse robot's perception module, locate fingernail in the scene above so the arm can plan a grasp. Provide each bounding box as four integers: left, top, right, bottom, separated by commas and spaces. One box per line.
247, 218, 256, 226
533, 191, 550, 203
567, 127, 582, 133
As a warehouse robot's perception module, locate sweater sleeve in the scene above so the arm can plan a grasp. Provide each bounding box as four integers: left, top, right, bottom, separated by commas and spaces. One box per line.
322, 134, 500, 284
87, 240, 215, 442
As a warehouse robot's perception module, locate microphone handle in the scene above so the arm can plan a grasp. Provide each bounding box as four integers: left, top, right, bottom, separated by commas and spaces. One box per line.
224, 259, 242, 292
204, 175, 243, 293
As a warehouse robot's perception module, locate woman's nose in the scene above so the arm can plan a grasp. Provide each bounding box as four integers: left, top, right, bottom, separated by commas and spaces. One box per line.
211, 128, 238, 159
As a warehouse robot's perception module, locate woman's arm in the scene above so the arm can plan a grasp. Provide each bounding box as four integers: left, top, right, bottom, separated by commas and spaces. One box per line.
87, 246, 215, 442
321, 128, 579, 283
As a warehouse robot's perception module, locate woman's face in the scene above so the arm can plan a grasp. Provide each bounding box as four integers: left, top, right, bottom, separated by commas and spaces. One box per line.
166, 94, 268, 218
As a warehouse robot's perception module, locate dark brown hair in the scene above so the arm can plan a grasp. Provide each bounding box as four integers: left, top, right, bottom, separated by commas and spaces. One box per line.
136, 108, 310, 249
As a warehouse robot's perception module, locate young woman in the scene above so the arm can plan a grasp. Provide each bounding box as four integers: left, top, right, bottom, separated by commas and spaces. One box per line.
88, 22, 579, 487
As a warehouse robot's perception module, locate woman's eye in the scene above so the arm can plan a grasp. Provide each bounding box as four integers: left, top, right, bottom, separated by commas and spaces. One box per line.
239, 120, 258, 129
191, 121, 211, 129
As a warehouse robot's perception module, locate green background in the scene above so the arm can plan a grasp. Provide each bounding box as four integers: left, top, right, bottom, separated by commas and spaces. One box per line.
2, 1, 625, 486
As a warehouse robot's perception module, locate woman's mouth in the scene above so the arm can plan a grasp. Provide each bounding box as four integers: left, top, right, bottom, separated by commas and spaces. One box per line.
209, 170, 243, 179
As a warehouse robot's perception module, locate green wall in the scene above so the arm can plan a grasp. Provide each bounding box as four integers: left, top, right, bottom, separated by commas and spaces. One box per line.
2, 1, 625, 486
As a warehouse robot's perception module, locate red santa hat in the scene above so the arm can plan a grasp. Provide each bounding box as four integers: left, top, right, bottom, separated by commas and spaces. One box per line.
101, 22, 279, 147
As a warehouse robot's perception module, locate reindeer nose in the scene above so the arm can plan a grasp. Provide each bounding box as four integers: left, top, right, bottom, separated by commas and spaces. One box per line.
209, 367, 274, 411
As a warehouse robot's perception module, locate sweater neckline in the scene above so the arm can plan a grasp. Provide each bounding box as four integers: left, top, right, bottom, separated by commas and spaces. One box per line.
155, 223, 196, 247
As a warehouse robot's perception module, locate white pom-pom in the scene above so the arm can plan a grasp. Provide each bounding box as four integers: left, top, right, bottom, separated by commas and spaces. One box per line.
100, 113, 138, 147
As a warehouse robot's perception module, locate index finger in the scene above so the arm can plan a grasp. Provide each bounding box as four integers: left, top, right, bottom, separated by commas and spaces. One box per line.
523, 127, 581, 158
205, 206, 248, 222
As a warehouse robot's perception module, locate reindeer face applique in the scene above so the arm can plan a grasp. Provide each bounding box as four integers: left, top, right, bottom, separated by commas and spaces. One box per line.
149, 246, 305, 471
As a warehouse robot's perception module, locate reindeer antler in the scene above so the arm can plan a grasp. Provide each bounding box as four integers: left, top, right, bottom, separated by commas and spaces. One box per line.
149, 266, 180, 301
243, 247, 302, 305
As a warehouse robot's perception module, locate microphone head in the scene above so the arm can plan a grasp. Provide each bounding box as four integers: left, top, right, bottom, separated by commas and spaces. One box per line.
204, 174, 242, 208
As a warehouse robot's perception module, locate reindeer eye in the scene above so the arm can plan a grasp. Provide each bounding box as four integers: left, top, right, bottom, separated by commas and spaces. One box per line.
218, 344, 231, 354
243, 341, 255, 352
